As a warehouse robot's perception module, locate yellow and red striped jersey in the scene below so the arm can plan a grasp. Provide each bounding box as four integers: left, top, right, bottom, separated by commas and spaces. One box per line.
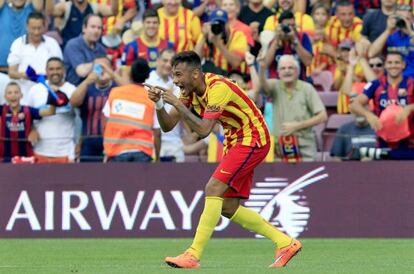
263, 11, 315, 37
89, 0, 136, 34
157, 6, 201, 52
309, 40, 334, 74
180, 73, 270, 152
325, 16, 362, 47
197, 29, 248, 73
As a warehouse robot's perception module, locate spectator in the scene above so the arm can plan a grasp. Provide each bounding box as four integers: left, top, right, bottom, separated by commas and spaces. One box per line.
145, 48, 185, 162
361, 0, 397, 43
330, 115, 377, 161
338, 44, 382, 112
0, 81, 66, 162
331, 0, 381, 19
103, 58, 161, 162
47, 0, 115, 48
192, 0, 221, 23
63, 14, 107, 86
323, 0, 362, 60
259, 54, 327, 162
263, 0, 315, 38
89, 0, 137, 35
238, 0, 273, 33
264, 10, 313, 80
26, 57, 77, 163
368, 4, 414, 77
310, 4, 334, 78
157, 0, 202, 52
122, 8, 174, 72
7, 11, 63, 104
0, 0, 44, 73
70, 57, 123, 162
221, 0, 254, 47
350, 52, 414, 151
194, 9, 249, 74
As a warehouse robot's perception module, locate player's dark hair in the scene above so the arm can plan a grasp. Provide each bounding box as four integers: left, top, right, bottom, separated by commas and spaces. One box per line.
171, 51, 202, 70
336, 0, 353, 8
83, 14, 102, 28
46, 57, 64, 67
26, 11, 45, 24
131, 58, 150, 84
278, 10, 294, 23
386, 51, 405, 61
143, 8, 159, 22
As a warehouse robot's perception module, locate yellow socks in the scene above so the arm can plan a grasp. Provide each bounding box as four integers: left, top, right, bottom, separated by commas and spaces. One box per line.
188, 196, 223, 259
230, 205, 292, 248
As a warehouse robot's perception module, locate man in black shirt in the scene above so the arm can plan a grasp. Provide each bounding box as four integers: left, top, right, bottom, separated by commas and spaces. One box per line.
238, 0, 272, 32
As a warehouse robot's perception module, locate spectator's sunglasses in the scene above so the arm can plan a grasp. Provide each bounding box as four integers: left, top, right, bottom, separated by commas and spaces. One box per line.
397, 5, 412, 12
369, 62, 383, 68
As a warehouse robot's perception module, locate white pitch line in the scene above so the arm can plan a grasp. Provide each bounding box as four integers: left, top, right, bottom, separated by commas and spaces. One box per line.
255, 182, 287, 187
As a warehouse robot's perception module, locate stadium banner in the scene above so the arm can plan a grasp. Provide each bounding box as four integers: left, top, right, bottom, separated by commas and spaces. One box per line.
0, 162, 413, 238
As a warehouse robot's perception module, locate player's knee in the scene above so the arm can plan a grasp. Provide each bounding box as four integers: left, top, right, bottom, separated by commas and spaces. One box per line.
204, 178, 228, 197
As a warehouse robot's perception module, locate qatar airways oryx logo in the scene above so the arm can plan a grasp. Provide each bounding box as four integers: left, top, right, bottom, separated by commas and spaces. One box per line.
245, 166, 329, 238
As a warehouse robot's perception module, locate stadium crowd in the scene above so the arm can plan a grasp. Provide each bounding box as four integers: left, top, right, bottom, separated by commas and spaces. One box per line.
1, 0, 414, 163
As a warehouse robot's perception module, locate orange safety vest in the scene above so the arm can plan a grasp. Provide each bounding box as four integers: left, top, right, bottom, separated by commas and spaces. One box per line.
103, 84, 155, 158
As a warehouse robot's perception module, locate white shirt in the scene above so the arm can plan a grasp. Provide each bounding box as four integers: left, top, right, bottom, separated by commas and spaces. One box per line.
145, 70, 182, 146
26, 81, 76, 159
7, 35, 63, 104
0, 72, 10, 105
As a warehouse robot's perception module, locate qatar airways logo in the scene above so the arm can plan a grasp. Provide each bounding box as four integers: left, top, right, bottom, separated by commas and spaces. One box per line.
4, 167, 328, 236
245, 166, 329, 238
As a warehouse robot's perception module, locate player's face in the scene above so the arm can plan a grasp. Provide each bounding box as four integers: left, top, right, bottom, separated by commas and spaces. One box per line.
278, 0, 293, 11
5, 85, 22, 108
385, 54, 405, 78
221, 0, 239, 20
83, 16, 103, 43
163, 0, 181, 15
27, 18, 45, 45
143, 17, 159, 39
157, 51, 174, 79
172, 63, 195, 96
336, 5, 354, 28
46, 61, 65, 86
278, 60, 298, 83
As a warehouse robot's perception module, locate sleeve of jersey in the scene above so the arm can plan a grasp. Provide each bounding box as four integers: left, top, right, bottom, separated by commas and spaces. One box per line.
191, 14, 202, 43
363, 81, 379, 99
204, 83, 232, 119
263, 16, 276, 31
124, 0, 137, 9
229, 31, 248, 59
30, 107, 42, 120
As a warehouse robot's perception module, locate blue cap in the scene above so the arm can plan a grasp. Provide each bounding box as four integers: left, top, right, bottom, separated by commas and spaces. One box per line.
209, 9, 228, 23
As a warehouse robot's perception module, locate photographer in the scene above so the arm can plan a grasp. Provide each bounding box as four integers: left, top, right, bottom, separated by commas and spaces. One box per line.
264, 10, 312, 80
194, 9, 249, 74
369, 5, 414, 77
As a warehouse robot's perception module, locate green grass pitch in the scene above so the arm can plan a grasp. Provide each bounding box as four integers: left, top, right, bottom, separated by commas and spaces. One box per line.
0, 239, 413, 273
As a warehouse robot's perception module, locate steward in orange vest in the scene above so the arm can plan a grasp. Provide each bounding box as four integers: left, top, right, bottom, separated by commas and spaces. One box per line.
103, 58, 161, 162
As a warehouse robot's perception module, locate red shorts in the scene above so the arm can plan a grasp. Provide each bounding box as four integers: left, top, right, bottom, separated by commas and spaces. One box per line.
212, 142, 270, 199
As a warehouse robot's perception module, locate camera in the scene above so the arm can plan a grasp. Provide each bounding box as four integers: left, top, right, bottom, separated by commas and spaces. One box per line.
211, 21, 225, 35
395, 16, 406, 29
281, 24, 291, 34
